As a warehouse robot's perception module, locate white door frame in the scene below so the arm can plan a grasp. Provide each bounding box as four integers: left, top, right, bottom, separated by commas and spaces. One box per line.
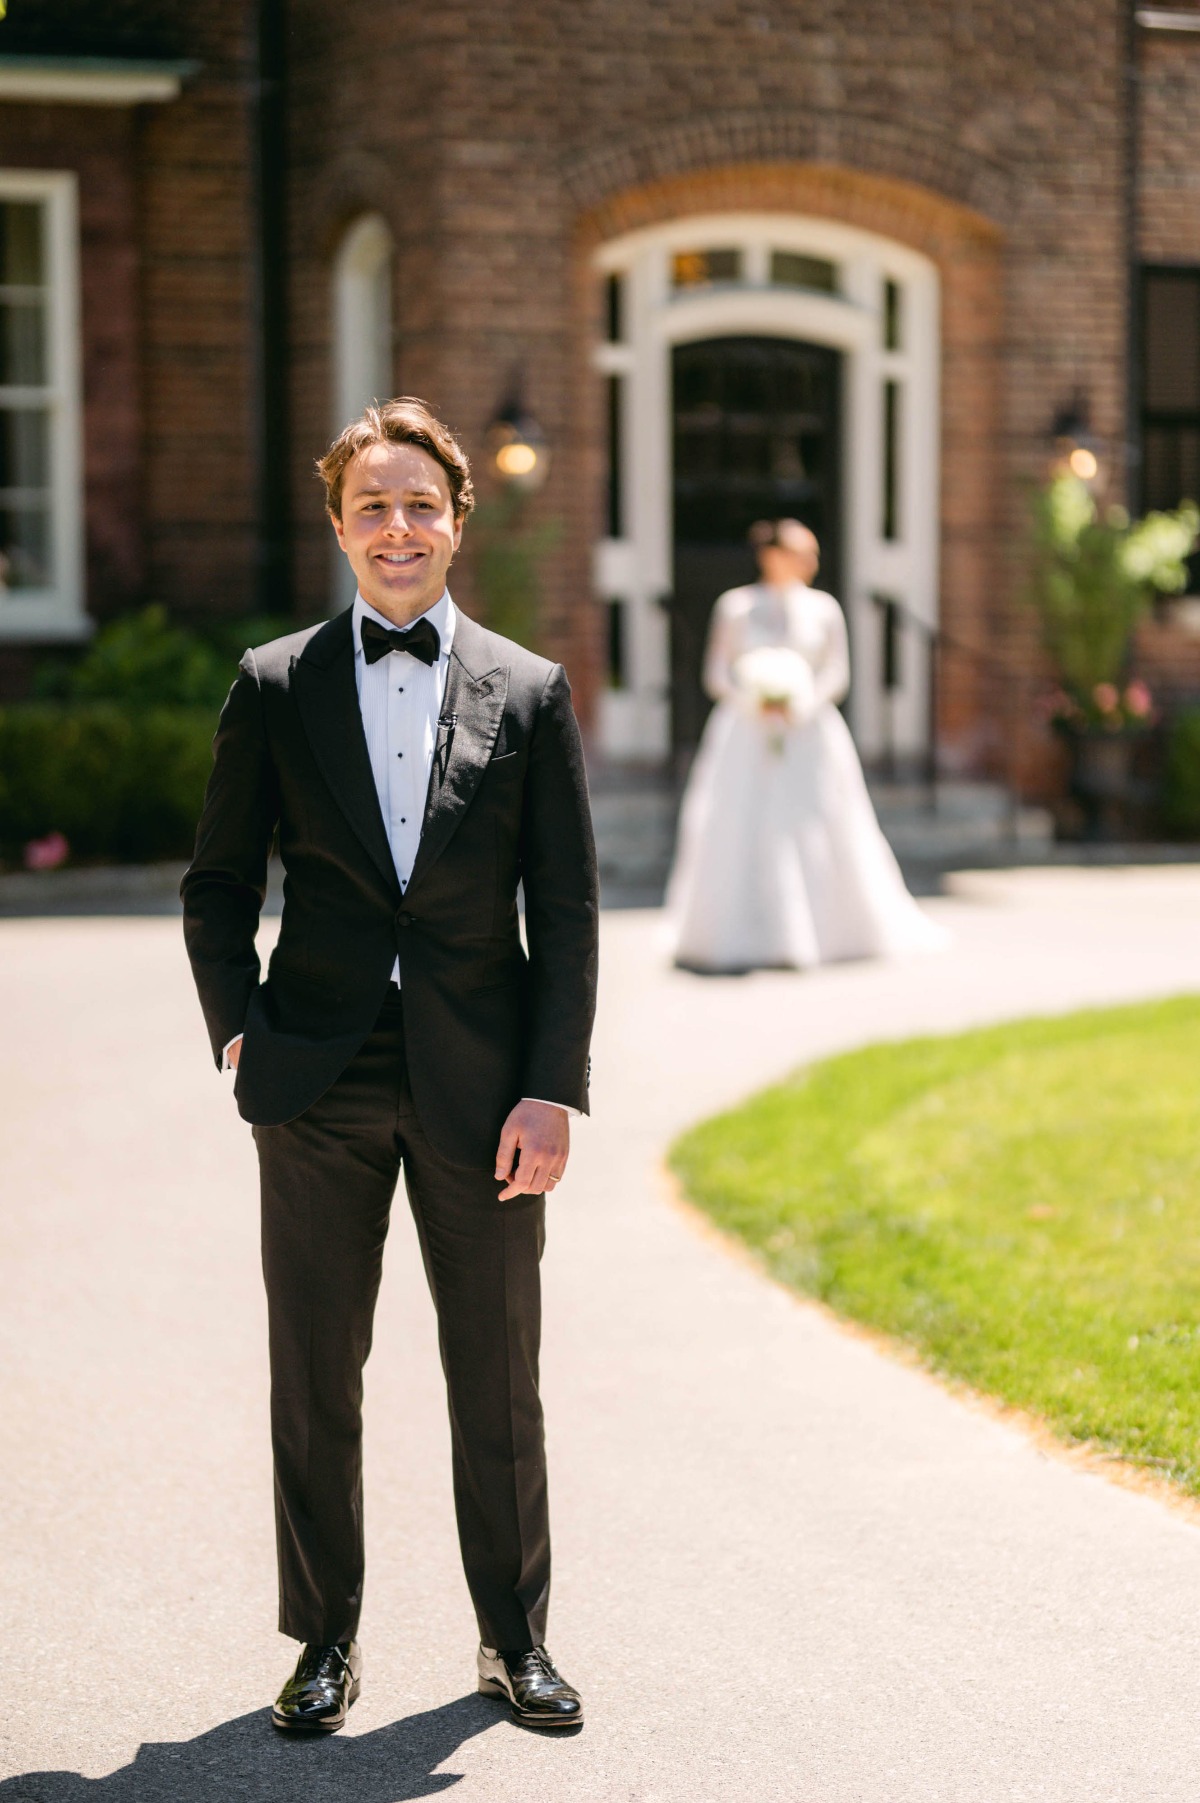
591, 212, 940, 763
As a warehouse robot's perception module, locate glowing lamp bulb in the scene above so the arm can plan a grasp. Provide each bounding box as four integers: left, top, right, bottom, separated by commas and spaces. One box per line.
1068, 446, 1098, 481
495, 440, 539, 478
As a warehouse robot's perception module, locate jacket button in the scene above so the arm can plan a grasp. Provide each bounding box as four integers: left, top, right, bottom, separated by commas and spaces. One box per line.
395, 910, 415, 928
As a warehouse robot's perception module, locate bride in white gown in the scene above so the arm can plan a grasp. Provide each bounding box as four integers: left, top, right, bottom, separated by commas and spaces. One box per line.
667, 519, 947, 973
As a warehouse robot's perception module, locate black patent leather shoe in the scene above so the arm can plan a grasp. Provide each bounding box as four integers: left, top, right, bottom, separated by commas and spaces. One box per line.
477, 1643, 583, 1728
271, 1640, 361, 1732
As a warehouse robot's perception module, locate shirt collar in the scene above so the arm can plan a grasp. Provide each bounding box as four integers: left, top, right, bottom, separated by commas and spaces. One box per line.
352, 588, 455, 661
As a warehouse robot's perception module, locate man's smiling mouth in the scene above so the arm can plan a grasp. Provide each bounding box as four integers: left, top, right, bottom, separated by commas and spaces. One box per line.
376, 551, 423, 565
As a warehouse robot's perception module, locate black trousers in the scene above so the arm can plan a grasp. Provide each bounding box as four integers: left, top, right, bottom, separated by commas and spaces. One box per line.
253, 990, 549, 1652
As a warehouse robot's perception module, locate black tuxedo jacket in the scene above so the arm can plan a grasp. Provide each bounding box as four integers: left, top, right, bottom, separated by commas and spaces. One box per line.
181, 608, 599, 1168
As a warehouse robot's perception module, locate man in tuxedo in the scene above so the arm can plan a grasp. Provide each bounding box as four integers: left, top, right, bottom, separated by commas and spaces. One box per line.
181, 398, 598, 1732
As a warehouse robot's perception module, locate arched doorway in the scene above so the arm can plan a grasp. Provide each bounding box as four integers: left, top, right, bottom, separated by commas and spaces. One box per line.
591, 213, 940, 768
672, 334, 842, 756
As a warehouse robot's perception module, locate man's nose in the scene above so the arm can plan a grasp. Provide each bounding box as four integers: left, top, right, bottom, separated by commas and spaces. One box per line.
382, 506, 415, 535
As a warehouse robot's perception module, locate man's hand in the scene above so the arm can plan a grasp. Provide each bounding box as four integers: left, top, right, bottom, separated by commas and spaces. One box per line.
226, 1034, 243, 1071
494, 1100, 569, 1201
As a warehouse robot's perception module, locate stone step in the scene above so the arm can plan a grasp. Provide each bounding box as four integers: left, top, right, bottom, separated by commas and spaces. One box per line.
589, 772, 1054, 885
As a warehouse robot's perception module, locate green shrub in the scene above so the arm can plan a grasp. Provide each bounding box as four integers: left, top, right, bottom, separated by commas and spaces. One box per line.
1161, 708, 1200, 839
33, 606, 229, 709
0, 703, 217, 863
32, 604, 309, 711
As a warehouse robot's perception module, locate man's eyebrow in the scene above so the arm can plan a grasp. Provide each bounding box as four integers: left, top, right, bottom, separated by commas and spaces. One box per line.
346, 480, 443, 499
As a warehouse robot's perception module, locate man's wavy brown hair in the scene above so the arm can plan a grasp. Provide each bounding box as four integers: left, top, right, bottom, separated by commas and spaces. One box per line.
316, 397, 476, 521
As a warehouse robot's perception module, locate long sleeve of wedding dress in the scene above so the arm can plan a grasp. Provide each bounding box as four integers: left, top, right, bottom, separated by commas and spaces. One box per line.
805, 598, 850, 716
701, 594, 746, 704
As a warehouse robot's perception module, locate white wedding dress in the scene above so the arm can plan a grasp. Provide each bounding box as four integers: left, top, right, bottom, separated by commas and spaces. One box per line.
666, 581, 947, 972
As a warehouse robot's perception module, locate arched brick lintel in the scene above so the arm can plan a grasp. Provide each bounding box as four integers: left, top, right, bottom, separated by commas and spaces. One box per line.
564, 108, 1013, 232
573, 159, 1003, 267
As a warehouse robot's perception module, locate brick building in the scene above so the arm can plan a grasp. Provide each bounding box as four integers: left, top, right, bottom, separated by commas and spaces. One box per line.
2, 1, 1199, 795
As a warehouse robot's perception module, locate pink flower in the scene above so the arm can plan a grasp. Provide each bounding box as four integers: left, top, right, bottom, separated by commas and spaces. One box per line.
1124, 680, 1153, 718
1093, 683, 1120, 715
23, 830, 69, 871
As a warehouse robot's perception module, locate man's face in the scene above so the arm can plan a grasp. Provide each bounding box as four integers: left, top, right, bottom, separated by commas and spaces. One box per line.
333, 440, 463, 626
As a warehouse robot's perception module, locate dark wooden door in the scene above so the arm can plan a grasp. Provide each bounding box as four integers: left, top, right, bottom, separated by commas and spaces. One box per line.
671, 336, 842, 760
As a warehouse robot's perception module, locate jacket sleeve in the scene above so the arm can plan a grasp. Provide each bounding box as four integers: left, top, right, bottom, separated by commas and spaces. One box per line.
180, 650, 280, 1068
517, 663, 600, 1113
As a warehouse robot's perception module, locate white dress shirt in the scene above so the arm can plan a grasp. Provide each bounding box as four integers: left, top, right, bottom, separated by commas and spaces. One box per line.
353, 586, 454, 981
227, 589, 573, 1115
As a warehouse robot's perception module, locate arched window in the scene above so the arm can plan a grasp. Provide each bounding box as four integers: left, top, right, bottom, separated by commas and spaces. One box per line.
331, 214, 393, 607
333, 213, 393, 425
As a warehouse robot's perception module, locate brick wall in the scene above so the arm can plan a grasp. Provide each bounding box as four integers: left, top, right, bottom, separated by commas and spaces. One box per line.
283, 0, 1133, 788
0, 2, 260, 635
1140, 24, 1200, 264
136, 1, 259, 624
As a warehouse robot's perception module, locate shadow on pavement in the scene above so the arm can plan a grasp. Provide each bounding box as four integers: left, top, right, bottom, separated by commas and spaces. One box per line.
0, 1694, 517, 1802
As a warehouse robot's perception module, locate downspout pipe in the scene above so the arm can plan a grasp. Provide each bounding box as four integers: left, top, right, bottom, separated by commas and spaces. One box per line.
249, 0, 290, 614
1125, 0, 1142, 510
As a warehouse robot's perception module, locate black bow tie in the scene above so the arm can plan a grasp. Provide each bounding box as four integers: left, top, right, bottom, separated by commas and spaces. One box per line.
360, 615, 441, 667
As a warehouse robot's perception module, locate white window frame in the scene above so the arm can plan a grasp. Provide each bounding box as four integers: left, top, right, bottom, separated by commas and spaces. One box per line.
0, 169, 85, 642
330, 212, 394, 610
592, 212, 940, 763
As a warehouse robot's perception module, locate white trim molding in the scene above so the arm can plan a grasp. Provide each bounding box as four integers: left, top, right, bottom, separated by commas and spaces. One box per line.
0, 170, 87, 643
1137, 9, 1200, 30
591, 211, 940, 763
330, 212, 395, 609
0, 56, 196, 106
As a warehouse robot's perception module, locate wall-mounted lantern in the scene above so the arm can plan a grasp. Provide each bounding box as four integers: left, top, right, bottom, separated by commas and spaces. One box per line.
1050, 390, 1101, 483
487, 396, 549, 494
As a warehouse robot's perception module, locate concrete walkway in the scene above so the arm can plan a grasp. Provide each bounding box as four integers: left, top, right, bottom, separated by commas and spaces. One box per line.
5, 868, 1200, 1799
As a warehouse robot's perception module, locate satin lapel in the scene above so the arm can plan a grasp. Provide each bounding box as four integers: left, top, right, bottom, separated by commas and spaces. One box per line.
291, 612, 400, 897
408, 630, 507, 892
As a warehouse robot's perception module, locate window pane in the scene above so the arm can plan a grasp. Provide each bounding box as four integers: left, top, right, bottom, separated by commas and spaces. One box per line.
882, 380, 901, 541
0, 503, 50, 589
1144, 424, 1200, 510
606, 597, 627, 688
1144, 273, 1200, 413
606, 373, 623, 538
0, 408, 48, 487
0, 202, 43, 286
884, 279, 903, 351
605, 272, 624, 344
770, 251, 837, 293
671, 248, 742, 289
0, 300, 45, 384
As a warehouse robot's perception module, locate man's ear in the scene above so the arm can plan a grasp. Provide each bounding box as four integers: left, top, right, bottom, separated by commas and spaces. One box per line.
331, 512, 348, 553
452, 516, 464, 555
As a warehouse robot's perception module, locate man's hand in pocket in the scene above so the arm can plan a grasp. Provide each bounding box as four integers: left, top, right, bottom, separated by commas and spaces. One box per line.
226, 1035, 243, 1071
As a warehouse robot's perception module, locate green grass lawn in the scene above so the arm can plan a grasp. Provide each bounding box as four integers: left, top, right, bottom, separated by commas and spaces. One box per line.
669, 996, 1200, 1494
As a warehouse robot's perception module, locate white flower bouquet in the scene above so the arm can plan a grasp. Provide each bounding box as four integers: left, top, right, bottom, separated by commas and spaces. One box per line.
732, 646, 814, 752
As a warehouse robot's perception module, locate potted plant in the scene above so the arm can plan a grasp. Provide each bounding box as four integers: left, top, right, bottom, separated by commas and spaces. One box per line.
1030, 474, 1198, 838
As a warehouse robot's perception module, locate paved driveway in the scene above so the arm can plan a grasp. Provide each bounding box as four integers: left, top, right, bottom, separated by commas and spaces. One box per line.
4, 868, 1200, 1800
